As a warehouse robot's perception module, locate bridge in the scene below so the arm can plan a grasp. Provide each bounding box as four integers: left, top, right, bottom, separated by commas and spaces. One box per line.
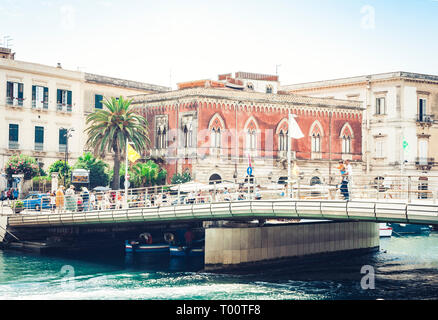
1, 197, 437, 270
4, 199, 438, 229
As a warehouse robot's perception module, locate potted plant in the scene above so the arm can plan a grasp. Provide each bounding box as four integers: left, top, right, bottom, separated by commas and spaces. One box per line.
12, 200, 24, 214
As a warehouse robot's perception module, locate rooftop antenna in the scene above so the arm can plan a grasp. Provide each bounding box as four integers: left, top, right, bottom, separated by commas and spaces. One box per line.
4, 36, 13, 49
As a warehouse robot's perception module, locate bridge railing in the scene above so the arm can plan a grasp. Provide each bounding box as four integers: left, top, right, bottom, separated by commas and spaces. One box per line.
1, 173, 438, 215
6, 198, 438, 228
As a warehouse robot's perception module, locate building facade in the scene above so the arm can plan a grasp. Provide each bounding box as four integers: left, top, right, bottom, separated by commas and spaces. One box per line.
282, 72, 438, 186
0, 47, 169, 174
131, 76, 363, 186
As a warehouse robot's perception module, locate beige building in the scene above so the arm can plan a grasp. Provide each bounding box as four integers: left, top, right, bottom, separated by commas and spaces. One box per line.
0, 47, 169, 176
282, 72, 438, 195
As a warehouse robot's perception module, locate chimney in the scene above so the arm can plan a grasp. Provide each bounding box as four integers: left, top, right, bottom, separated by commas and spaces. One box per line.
0, 47, 15, 60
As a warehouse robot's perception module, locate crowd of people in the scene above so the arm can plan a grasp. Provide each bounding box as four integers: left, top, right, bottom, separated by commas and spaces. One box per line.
0, 188, 19, 202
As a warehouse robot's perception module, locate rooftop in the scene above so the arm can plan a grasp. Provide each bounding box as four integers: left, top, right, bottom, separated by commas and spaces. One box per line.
281, 71, 438, 91
130, 86, 363, 110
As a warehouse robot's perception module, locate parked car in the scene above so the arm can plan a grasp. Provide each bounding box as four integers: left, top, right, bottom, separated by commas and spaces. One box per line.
22, 193, 51, 211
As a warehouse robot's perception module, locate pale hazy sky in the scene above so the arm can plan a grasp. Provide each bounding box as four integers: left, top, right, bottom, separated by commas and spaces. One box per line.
1, 0, 438, 89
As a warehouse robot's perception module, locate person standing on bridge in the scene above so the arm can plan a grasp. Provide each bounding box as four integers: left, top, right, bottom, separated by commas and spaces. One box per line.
55, 186, 65, 213
345, 160, 353, 200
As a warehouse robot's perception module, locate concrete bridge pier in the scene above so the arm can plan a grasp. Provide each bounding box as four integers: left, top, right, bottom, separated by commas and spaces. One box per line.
204, 221, 379, 271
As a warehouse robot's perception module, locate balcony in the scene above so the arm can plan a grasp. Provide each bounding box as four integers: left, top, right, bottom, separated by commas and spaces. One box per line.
59, 144, 67, 153
34, 143, 44, 152
32, 100, 49, 110
57, 103, 72, 113
416, 114, 434, 125
6, 97, 23, 107
8, 141, 19, 150
415, 157, 435, 170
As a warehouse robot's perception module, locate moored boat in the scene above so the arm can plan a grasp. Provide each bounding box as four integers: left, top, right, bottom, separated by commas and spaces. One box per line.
379, 223, 393, 237
169, 244, 205, 257
388, 223, 431, 236
125, 232, 170, 254
125, 240, 170, 254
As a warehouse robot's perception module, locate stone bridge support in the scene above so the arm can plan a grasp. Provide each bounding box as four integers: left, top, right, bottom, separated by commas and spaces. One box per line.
204, 221, 379, 271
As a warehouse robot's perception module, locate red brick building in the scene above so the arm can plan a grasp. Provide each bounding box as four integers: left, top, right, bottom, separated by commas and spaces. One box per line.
131, 73, 364, 186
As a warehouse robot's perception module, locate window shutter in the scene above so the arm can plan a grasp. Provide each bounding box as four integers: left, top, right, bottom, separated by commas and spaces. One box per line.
43, 87, 49, 103
59, 129, 67, 145
35, 126, 44, 144
32, 86, 36, 101
95, 94, 103, 109
6, 82, 12, 98
18, 83, 23, 101
67, 90, 72, 106
57, 89, 62, 104
9, 124, 19, 142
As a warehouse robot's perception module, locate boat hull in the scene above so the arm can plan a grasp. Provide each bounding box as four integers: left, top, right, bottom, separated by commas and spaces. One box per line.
125, 240, 169, 254
389, 223, 431, 235
379, 223, 393, 237
169, 245, 205, 257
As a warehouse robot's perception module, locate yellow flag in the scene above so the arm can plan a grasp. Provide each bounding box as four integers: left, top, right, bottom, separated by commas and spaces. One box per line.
127, 144, 140, 163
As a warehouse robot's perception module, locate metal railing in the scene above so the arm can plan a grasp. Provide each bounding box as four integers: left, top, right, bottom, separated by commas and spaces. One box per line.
6, 97, 23, 106
56, 104, 72, 112
8, 141, 19, 150
2, 173, 438, 220
32, 101, 49, 110
416, 114, 434, 124
5, 197, 438, 228
34, 143, 44, 152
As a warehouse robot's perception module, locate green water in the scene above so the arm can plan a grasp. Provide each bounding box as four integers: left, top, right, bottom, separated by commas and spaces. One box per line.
0, 233, 437, 300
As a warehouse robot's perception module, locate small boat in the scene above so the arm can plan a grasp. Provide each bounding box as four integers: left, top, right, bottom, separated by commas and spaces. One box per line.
379, 223, 393, 237
169, 245, 204, 257
125, 232, 170, 254
388, 223, 431, 236
125, 240, 169, 254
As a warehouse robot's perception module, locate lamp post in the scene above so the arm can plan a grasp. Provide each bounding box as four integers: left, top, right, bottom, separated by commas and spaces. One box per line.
62, 127, 75, 186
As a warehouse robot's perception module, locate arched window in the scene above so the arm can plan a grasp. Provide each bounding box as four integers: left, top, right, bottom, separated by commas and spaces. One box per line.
311, 133, 321, 153
246, 129, 257, 151
342, 135, 351, 154
183, 125, 191, 148
340, 123, 354, 154
247, 83, 254, 90
209, 174, 222, 185
266, 85, 273, 94
208, 114, 225, 150
309, 121, 323, 154
279, 130, 288, 151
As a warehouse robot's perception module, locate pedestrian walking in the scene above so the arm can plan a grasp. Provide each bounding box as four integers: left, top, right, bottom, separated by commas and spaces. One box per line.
81, 187, 90, 212
338, 161, 349, 201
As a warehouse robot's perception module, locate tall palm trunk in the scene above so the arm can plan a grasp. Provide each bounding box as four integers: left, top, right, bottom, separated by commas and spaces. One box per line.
112, 146, 121, 190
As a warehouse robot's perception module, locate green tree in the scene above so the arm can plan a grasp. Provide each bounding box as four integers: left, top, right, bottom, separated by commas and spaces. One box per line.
171, 172, 192, 185
48, 160, 71, 186
85, 96, 149, 190
73, 152, 110, 189
132, 160, 167, 187
5, 154, 39, 180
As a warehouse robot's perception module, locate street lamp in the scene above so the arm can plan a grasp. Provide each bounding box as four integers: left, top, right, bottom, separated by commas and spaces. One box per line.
61, 127, 75, 186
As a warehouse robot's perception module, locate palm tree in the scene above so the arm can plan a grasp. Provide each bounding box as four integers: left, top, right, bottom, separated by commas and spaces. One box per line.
85, 96, 149, 190
132, 161, 167, 187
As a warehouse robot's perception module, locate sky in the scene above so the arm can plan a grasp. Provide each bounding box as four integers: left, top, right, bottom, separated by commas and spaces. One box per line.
1, 0, 438, 89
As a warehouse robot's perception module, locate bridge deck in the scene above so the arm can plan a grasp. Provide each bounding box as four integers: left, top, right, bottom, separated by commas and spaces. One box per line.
5, 199, 438, 228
